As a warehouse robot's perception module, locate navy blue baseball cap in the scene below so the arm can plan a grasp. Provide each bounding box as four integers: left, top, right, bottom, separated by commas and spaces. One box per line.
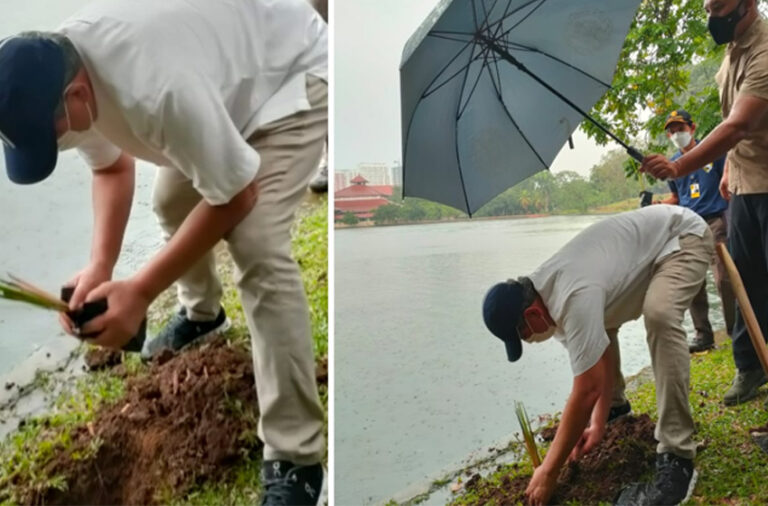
0, 36, 66, 184
482, 280, 526, 362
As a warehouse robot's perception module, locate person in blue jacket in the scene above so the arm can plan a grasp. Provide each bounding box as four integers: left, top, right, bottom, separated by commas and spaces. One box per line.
654, 110, 735, 354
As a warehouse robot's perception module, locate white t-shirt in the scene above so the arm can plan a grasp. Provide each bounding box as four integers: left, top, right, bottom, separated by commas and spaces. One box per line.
529, 205, 708, 376
58, 0, 327, 205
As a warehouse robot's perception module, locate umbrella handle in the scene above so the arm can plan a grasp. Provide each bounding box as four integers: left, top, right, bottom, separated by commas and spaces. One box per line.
626, 146, 644, 163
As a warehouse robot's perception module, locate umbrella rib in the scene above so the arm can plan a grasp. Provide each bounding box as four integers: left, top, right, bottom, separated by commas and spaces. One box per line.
453, 41, 478, 216
485, 61, 548, 171
496, 41, 612, 89
458, 46, 491, 119
476, 0, 498, 33
491, 0, 547, 41
422, 47, 487, 100
418, 38, 475, 100
487, 0, 513, 103
484, 0, 544, 38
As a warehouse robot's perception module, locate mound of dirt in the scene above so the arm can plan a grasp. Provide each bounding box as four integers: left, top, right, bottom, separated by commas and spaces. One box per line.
83, 348, 123, 371
15, 339, 326, 505
462, 415, 657, 505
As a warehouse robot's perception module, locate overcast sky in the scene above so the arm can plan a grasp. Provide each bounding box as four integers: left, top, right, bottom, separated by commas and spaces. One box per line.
334, 0, 612, 177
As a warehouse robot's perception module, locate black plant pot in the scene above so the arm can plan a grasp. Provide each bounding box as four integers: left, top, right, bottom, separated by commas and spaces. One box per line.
639, 191, 653, 208
61, 286, 146, 352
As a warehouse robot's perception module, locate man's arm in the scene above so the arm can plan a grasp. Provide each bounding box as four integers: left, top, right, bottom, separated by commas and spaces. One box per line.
642, 94, 768, 179
67, 153, 135, 309
656, 192, 679, 205
132, 180, 258, 301
79, 179, 258, 347
526, 346, 613, 505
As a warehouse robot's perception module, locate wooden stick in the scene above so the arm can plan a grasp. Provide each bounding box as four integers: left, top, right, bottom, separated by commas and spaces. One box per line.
715, 243, 768, 376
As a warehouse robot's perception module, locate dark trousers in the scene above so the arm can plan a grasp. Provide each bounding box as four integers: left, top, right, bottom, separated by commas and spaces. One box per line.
729, 194, 768, 372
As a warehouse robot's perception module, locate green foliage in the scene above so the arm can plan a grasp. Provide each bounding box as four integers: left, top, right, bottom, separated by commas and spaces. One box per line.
291, 197, 329, 358
371, 192, 463, 225
586, 0, 767, 179
475, 151, 653, 217
340, 211, 359, 225
373, 203, 402, 224
583, 0, 723, 149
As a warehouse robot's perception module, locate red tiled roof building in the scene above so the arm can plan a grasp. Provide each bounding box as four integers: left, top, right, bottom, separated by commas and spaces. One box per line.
334, 175, 395, 220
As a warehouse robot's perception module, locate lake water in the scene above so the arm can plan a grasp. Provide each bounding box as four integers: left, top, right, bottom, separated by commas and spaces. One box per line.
334, 216, 726, 505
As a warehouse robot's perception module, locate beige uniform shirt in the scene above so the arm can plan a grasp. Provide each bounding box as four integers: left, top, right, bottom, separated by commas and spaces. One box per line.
715, 18, 768, 195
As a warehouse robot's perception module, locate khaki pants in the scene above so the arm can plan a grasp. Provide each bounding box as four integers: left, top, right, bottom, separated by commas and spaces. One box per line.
689, 215, 736, 337
151, 76, 327, 464
609, 230, 713, 459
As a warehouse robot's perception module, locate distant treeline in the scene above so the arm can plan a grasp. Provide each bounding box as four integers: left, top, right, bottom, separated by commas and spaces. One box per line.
346, 150, 667, 226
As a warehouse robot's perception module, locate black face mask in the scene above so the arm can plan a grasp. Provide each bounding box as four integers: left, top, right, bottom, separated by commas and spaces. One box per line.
708, 0, 747, 45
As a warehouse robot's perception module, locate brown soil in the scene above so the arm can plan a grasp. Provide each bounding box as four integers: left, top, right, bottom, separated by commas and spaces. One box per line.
14, 339, 327, 505
83, 347, 123, 371
461, 415, 657, 505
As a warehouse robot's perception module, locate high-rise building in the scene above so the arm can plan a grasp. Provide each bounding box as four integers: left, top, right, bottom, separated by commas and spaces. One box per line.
355, 162, 392, 186
390, 161, 403, 187
334, 171, 351, 191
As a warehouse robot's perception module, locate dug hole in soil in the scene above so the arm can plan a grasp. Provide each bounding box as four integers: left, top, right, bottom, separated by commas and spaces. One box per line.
459, 415, 656, 505
17, 338, 327, 505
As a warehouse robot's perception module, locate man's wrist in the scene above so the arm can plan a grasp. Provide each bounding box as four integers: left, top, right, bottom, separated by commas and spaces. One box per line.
672, 159, 683, 178
90, 258, 115, 276
129, 271, 161, 304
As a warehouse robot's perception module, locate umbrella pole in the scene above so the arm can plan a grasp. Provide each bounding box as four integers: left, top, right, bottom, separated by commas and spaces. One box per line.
482, 38, 644, 162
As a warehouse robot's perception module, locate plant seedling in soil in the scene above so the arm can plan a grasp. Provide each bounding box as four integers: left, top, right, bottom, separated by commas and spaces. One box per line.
515, 401, 541, 468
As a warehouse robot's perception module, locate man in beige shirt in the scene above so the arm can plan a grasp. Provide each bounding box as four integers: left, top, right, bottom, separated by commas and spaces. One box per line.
642, 0, 768, 406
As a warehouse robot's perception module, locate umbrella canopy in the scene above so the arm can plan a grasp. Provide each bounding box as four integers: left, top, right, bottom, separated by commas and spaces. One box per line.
400, 0, 643, 215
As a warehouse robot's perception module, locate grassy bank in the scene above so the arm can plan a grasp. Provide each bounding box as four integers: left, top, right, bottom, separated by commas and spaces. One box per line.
446, 334, 768, 505
0, 195, 329, 505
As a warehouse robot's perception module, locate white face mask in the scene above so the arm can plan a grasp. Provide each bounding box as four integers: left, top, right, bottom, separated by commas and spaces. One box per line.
57, 85, 94, 151
526, 326, 556, 343
670, 131, 692, 150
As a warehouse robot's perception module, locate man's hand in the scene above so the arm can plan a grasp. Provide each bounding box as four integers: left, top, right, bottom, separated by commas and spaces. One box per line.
525, 465, 558, 506
568, 424, 605, 462
77, 279, 151, 349
58, 262, 113, 335
641, 155, 680, 180
720, 162, 731, 201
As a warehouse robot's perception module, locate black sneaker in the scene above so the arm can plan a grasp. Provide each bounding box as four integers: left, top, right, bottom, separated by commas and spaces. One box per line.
607, 401, 632, 423
261, 460, 325, 506
617, 453, 697, 505
688, 333, 715, 353
309, 163, 328, 193
140, 307, 230, 360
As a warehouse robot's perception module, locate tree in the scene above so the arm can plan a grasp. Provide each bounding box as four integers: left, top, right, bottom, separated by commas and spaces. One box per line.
373, 204, 401, 225
340, 212, 359, 225
582, 0, 722, 150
